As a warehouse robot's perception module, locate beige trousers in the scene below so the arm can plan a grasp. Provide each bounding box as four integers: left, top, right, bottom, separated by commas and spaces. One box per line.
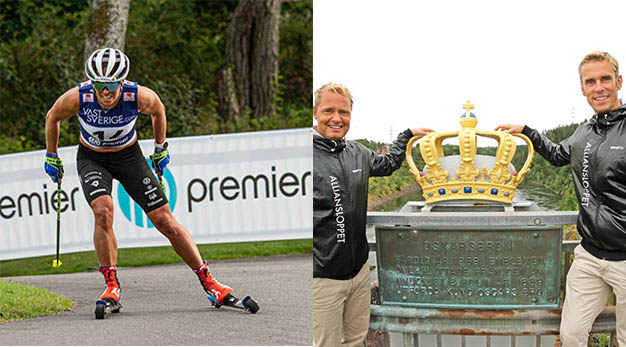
560, 244, 626, 346
313, 262, 371, 347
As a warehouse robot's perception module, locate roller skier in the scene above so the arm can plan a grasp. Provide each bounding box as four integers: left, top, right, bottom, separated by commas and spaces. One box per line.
44, 48, 258, 318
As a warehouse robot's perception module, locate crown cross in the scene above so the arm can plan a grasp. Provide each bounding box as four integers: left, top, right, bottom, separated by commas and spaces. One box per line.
463, 100, 474, 117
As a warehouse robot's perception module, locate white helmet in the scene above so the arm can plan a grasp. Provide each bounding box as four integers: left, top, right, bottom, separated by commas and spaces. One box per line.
84, 48, 130, 83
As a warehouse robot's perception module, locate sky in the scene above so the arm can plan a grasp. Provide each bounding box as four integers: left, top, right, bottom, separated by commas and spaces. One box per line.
313, 0, 626, 144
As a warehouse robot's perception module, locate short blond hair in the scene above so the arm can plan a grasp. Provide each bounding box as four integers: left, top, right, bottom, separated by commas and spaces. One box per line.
579, 51, 620, 83
314, 82, 353, 109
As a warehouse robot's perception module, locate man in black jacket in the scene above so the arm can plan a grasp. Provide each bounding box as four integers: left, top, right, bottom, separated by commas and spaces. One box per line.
497, 51, 626, 347
312, 82, 432, 347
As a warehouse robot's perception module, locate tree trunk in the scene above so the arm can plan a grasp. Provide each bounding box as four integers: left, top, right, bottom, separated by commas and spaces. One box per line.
223, 0, 257, 119
216, 68, 241, 121
220, 0, 283, 122
250, 0, 282, 121
84, 0, 131, 59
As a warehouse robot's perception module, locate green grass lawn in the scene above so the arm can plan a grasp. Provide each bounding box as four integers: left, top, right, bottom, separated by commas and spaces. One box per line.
0, 281, 74, 323
0, 239, 312, 277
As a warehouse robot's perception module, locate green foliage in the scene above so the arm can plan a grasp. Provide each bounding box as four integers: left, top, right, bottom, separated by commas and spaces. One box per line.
589, 334, 611, 347
356, 138, 425, 204
0, 0, 312, 155
279, 0, 312, 110
512, 122, 582, 211
0, 1, 85, 151
0, 135, 37, 154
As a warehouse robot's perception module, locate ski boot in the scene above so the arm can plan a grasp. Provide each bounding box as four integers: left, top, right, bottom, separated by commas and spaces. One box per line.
193, 260, 259, 314
95, 265, 122, 319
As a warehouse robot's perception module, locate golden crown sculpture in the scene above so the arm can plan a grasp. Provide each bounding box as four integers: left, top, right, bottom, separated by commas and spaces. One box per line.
406, 101, 534, 204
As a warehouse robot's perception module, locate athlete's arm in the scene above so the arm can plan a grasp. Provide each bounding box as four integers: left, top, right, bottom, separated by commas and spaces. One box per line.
45, 87, 79, 153
138, 85, 166, 144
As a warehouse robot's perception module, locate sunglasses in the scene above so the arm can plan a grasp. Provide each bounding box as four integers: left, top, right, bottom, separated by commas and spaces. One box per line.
92, 81, 121, 92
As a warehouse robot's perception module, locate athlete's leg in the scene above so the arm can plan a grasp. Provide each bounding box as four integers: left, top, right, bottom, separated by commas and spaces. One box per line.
147, 205, 202, 269
342, 263, 371, 347
146, 205, 234, 303
76, 145, 121, 303
91, 195, 118, 267
313, 276, 349, 347
112, 142, 233, 302
76, 144, 116, 267
106, 142, 201, 266
601, 258, 626, 346
560, 245, 611, 347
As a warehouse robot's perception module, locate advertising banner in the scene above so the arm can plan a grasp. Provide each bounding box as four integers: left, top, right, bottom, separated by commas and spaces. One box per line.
0, 128, 312, 261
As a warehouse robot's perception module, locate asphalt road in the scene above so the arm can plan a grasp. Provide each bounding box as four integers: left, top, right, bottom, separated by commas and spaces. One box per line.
0, 254, 312, 346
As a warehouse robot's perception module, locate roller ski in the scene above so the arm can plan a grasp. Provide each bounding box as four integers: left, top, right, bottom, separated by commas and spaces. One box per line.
208, 292, 259, 313
95, 266, 122, 319
95, 298, 122, 319
194, 260, 259, 314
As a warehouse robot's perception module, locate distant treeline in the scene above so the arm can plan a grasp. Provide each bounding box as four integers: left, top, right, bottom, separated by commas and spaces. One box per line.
510, 122, 581, 211
0, 0, 312, 155
360, 122, 583, 211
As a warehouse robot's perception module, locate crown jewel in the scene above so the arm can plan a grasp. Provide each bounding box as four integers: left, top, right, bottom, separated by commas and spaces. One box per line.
406, 101, 534, 204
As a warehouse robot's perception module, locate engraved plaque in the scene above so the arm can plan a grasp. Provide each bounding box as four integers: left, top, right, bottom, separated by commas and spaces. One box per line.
375, 225, 561, 309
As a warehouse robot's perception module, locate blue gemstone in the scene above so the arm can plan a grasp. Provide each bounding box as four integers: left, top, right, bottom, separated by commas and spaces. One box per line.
464, 187, 472, 193
491, 188, 498, 195
438, 189, 446, 195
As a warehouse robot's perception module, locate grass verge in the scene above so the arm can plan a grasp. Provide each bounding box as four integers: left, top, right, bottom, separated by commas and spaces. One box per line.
0, 239, 312, 277
0, 281, 74, 323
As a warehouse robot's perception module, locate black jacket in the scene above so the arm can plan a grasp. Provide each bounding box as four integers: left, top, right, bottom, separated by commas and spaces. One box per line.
523, 104, 626, 260
313, 129, 413, 279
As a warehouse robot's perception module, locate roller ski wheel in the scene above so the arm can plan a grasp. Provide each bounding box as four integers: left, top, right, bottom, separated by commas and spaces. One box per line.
95, 298, 122, 319
207, 293, 259, 314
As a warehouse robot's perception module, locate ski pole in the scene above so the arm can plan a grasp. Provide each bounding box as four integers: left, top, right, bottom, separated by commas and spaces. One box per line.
156, 169, 165, 192
52, 176, 63, 268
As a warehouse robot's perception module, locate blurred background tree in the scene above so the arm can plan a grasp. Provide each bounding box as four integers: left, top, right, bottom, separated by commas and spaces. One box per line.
84, 0, 130, 56
0, 0, 312, 154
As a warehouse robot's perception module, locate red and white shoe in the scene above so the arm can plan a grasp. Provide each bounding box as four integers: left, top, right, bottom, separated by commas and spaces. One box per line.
99, 266, 121, 304
193, 260, 233, 304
